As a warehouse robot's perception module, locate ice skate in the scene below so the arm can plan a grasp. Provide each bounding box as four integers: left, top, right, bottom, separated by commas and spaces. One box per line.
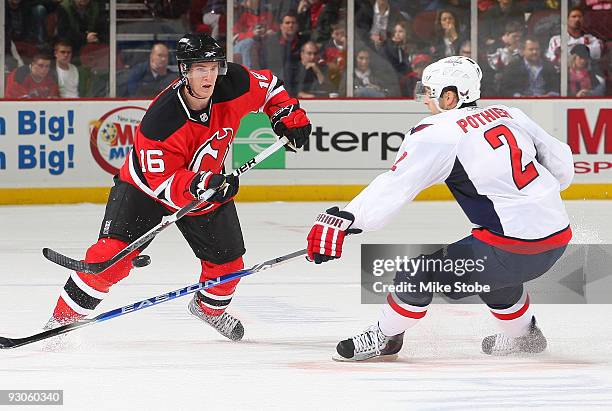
333, 324, 404, 362
482, 316, 547, 355
188, 294, 244, 341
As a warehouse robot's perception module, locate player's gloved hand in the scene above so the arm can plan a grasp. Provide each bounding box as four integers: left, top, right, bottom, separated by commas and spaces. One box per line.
270, 104, 312, 152
189, 171, 239, 204
307, 206, 362, 264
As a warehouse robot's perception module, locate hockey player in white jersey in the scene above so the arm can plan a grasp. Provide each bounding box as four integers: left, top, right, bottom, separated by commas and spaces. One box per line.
306, 56, 574, 361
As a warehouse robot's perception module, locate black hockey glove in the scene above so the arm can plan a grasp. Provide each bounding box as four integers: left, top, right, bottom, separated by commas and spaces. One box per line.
189, 171, 239, 204
270, 104, 312, 152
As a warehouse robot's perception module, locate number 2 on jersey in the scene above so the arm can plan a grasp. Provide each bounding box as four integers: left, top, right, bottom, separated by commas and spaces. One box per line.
483, 125, 539, 190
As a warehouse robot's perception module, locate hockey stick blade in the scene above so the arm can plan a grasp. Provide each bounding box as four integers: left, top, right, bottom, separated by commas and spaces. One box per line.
42, 137, 288, 274
1, 248, 306, 349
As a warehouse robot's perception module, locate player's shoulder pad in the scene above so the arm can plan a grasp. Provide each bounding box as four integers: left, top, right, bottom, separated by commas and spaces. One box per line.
139, 87, 187, 141
212, 62, 251, 103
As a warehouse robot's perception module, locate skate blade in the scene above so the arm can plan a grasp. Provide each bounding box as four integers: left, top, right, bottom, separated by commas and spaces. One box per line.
332, 353, 399, 363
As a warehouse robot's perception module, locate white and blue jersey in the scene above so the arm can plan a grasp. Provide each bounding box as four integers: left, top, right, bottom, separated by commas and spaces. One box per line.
344, 104, 574, 253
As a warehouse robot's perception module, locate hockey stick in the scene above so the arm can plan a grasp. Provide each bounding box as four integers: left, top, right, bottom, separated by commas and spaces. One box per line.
42, 137, 289, 274
0, 248, 307, 349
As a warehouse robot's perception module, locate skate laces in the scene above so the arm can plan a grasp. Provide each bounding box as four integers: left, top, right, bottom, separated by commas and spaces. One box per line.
207, 312, 239, 335
352, 326, 383, 355
492, 333, 518, 352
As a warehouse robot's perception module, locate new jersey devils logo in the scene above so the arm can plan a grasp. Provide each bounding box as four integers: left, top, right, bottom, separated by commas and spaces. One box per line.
189, 127, 234, 171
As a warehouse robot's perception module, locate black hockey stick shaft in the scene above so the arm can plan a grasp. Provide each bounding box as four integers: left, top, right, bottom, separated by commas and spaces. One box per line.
42, 137, 289, 274
1, 248, 307, 349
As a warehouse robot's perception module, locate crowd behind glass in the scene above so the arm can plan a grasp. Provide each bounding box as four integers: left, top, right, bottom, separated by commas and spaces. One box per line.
3, 0, 611, 99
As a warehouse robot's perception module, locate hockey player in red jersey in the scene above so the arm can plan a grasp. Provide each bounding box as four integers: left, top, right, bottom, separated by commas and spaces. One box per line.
46, 33, 312, 341
306, 56, 574, 361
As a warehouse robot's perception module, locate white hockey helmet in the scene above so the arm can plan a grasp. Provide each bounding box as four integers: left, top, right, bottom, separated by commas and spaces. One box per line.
415, 56, 482, 110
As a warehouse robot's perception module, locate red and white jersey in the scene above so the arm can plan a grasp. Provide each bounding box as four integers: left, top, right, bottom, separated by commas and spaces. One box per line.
344, 105, 574, 252
119, 62, 294, 215
546, 33, 603, 64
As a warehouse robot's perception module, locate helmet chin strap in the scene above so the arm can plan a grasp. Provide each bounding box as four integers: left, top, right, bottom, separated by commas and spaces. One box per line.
183, 77, 209, 100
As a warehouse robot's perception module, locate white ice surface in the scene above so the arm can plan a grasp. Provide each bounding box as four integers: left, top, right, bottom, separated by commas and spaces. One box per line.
0, 200, 611, 410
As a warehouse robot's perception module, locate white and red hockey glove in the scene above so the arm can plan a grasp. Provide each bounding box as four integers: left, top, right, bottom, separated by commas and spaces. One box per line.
307, 206, 361, 264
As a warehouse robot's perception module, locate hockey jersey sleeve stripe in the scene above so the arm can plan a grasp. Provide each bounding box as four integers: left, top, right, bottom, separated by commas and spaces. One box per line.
260, 75, 283, 112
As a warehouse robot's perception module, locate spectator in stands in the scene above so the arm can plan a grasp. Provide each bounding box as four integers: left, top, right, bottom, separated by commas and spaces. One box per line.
233, 0, 277, 43
271, 0, 300, 21
200, 0, 226, 41
500, 36, 559, 97
272, 0, 300, 23
233, 0, 278, 67
5, 0, 39, 67
297, 0, 341, 45
459, 39, 472, 57
235, 23, 268, 68
321, 22, 346, 89
367, 0, 405, 50
291, 41, 331, 98
34, 0, 64, 46
353, 48, 389, 97
486, 20, 523, 72
546, 6, 603, 71
126, 43, 176, 97
430, 9, 467, 60
382, 21, 415, 77
568, 44, 605, 97
400, 53, 431, 97
56, 0, 108, 56
263, 11, 306, 83
480, 0, 525, 49
5, 51, 59, 98
51, 40, 79, 98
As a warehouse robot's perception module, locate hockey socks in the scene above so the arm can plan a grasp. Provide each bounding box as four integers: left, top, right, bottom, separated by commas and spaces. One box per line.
52, 238, 138, 322
195, 257, 244, 316
488, 290, 533, 338
379, 293, 428, 337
